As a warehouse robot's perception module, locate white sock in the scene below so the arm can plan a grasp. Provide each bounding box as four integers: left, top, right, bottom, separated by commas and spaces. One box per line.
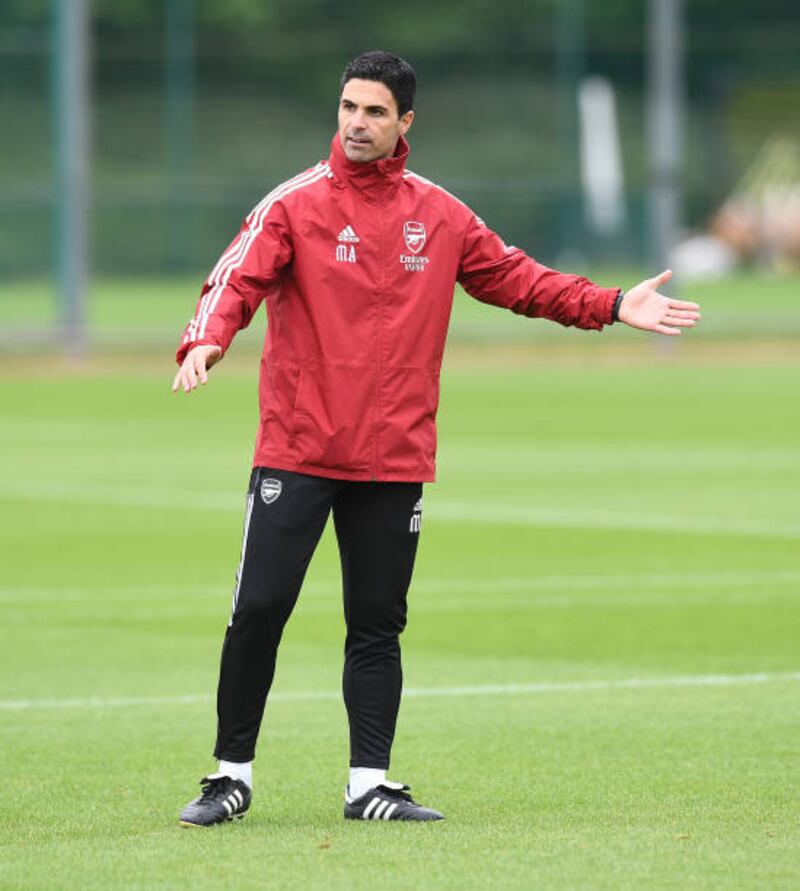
348, 767, 386, 799
217, 760, 253, 789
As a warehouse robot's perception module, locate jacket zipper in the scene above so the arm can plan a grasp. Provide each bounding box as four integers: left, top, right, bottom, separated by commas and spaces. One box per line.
372, 199, 386, 481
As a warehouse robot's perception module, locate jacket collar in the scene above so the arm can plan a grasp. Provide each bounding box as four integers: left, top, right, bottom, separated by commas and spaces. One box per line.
328, 133, 409, 198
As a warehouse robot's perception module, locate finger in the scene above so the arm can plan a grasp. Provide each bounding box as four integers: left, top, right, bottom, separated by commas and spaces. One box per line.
185, 361, 198, 391
667, 306, 701, 316
662, 316, 696, 328
668, 298, 700, 311
655, 324, 681, 336
665, 309, 701, 321
652, 268, 673, 287
171, 369, 181, 392
194, 354, 209, 385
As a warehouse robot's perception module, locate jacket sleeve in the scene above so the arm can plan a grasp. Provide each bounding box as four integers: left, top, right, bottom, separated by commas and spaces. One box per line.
175, 199, 293, 364
457, 214, 619, 330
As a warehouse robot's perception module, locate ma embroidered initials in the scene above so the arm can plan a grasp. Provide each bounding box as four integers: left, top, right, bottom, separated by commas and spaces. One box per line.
336, 244, 357, 263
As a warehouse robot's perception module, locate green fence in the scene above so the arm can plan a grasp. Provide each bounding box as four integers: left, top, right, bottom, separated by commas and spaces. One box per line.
1, 0, 798, 342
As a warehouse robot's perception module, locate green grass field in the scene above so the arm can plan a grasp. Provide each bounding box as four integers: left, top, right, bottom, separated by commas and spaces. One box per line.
2, 268, 800, 348
1, 285, 799, 888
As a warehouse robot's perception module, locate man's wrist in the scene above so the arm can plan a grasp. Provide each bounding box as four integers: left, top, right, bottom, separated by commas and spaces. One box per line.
611, 290, 625, 322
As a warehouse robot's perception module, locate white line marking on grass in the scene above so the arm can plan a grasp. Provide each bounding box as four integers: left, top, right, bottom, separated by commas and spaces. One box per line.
273, 568, 800, 601
3, 568, 799, 604
299, 569, 800, 614
0, 694, 213, 711
3, 671, 798, 712
432, 502, 800, 539
401, 672, 800, 698
441, 444, 800, 474
1, 571, 797, 624
0, 480, 236, 512
1, 478, 798, 538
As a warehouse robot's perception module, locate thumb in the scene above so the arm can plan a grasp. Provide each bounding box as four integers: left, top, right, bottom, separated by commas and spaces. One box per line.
652, 268, 673, 287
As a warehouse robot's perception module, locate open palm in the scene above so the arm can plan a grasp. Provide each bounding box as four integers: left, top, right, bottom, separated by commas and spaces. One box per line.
619, 269, 701, 336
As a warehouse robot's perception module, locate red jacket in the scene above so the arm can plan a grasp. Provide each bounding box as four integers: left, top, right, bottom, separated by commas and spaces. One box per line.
177, 135, 619, 482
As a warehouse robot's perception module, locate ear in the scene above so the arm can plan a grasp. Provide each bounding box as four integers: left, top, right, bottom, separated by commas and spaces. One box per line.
398, 109, 414, 136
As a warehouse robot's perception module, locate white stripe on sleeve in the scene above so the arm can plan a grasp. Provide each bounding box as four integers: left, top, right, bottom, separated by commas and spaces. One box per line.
186, 163, 329, 344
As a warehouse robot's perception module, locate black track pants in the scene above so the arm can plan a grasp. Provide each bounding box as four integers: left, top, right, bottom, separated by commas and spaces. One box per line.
214, 467, 422, 769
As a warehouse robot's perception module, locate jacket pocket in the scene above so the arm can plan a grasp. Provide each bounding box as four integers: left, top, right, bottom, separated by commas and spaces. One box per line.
291, 363, 375, 473
379, 366, 439, 477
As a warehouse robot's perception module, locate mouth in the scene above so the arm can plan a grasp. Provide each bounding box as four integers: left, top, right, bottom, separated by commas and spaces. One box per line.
347, 136, 372, 147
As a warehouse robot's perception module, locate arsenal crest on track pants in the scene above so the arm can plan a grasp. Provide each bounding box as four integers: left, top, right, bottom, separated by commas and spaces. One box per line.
213, 467, 423, 769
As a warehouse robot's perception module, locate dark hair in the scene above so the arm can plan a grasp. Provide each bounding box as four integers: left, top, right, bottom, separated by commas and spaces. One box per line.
340, 50, 416, 117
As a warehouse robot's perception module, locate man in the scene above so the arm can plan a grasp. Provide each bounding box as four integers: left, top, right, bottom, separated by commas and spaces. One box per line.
172, 50, 700, 826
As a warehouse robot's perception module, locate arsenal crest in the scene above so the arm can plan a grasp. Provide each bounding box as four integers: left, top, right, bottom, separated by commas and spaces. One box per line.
260, 478, 282, 505
403, 221, 426, 254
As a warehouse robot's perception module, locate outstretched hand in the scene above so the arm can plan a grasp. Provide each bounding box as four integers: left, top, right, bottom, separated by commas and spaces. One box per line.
618, 269, 701, 336
172, 344, 223, 393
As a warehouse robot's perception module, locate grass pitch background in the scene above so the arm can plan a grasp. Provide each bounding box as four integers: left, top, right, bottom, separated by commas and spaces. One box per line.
0, 276, 799, 889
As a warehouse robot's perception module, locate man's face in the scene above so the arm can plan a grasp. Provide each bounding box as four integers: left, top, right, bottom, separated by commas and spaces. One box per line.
338, 78, 414, 163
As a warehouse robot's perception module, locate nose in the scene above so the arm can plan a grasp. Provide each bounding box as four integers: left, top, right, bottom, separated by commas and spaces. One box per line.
350, 108, 367, 129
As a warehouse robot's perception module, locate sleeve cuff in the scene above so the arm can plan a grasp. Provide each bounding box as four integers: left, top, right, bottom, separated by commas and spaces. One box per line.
175, 338, 223, 366
611, 290, 625, 323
